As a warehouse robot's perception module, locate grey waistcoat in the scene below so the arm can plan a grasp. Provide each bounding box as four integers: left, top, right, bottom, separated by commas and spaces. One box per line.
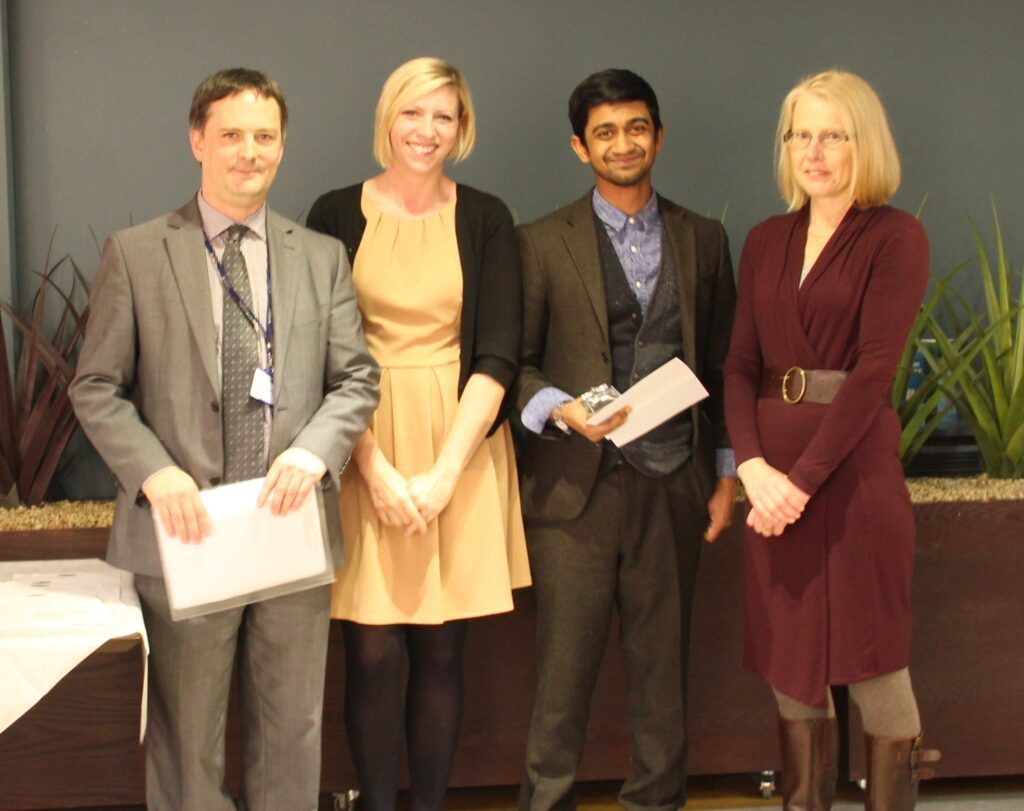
596, 216, 692, 477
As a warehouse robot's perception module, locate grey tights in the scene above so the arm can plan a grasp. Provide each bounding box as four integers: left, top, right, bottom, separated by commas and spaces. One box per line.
773, 668, 921, 738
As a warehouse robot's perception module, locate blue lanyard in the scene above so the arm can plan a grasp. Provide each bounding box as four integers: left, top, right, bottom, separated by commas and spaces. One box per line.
203, 231, 275, 375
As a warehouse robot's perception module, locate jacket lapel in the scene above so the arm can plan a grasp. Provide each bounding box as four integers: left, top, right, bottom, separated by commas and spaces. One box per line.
266, 209, 298, 403
165, 201, 219, 395
561, 194, 609, 346
661, 198, 697, 367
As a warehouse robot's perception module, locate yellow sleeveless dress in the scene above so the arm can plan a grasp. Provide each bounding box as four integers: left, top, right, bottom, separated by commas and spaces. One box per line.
330, 188, 530, 624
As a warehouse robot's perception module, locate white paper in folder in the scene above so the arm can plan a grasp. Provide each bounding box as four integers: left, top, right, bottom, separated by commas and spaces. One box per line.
585, 358, 709, 447
154, 478, 334, 620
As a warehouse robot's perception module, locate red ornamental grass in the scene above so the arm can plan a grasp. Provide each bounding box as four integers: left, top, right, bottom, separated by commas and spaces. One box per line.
1, 229, 91, 506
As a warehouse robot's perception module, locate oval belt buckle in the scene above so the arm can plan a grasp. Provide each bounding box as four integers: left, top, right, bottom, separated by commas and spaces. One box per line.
782, 366, 807, 404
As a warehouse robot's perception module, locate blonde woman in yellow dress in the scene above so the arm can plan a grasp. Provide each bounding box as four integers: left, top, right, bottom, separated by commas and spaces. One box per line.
307, 57, 529, 810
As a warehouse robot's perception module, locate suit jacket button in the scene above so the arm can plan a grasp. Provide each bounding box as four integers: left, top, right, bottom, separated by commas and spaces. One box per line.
210, 476, 222, 486
211, 401, 220, 413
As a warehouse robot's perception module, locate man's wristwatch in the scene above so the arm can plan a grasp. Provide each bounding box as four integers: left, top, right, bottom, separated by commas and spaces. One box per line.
551, 401, 571, 434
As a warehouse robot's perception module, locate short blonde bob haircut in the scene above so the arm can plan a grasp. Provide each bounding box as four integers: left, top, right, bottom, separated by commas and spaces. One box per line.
775, 69, 900, 211
373, 57, 476, 169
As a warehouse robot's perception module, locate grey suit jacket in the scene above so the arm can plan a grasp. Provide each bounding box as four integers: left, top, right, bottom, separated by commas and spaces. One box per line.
513, 191, 735, 522
70, 199, 380, 576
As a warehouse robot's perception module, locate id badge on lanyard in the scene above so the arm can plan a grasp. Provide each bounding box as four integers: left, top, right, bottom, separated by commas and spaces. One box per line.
204, 231, 275, 407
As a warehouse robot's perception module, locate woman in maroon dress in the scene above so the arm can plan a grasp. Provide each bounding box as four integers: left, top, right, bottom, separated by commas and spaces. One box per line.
724, 70, 938, 810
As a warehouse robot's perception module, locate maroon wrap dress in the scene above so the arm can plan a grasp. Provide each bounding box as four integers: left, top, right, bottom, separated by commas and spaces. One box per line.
724, 204, 929, 707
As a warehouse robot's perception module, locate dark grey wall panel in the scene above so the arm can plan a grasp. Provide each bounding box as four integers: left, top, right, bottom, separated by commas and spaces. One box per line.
1, 0, 14, 309
5, 0, 1023, 495
9, 1, 1023, 297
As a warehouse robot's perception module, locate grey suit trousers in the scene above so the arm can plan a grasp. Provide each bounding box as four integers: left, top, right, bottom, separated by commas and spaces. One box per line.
135, 576, 331, 811
520, 459, 708, 811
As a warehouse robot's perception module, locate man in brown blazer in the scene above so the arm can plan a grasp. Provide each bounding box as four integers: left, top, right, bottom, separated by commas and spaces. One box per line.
515, 69, 737, 811
70, 69, 378, 810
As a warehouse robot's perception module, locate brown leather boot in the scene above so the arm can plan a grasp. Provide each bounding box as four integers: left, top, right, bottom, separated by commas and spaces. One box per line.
865, 733, 941, 811
778, 716, 839, 810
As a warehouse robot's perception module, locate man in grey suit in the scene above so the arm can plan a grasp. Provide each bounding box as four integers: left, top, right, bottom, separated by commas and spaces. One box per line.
515, 70, 737, 810
70, 68, 379, 810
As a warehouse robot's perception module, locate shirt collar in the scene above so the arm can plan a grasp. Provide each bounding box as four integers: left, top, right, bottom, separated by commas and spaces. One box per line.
592, 187, 660, 234
197, 192, 268, 242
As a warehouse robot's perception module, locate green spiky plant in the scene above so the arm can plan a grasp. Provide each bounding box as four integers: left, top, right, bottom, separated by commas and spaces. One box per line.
892, 260, 972, 463
0, 234, 90, 506
892, 193, 970, 465
903, 202, 1024, 477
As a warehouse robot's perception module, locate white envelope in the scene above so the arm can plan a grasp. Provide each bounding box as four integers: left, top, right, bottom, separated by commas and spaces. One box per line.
585, 357, 709, 447
154, 478, 334, 621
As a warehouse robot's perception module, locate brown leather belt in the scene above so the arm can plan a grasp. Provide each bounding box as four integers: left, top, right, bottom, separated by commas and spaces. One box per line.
760, 366, 848, 404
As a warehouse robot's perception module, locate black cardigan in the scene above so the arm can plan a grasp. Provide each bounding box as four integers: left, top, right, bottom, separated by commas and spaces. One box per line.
306, 183, 522, 432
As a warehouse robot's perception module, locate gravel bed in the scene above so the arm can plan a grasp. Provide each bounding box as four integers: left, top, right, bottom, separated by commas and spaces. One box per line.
905, 475, 1024, 503
0, 500, 116, 532
2, 476, 1024, 532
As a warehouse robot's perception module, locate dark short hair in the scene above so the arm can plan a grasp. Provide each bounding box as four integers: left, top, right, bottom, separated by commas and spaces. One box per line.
189, 67, 288, 133
568, 69, 662, 142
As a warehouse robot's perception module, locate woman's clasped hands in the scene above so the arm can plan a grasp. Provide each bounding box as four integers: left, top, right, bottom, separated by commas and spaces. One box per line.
736, 457, 809, 538
358, 447, 427, 536
357, 445, 460, 537
407, 465, 459, 525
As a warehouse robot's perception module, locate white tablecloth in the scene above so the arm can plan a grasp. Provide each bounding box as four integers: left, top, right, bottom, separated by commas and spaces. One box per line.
0, 558, 149, 739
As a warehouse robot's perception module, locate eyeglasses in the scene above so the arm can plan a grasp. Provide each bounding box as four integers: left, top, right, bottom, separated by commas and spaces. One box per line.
782, 129, 851, 150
